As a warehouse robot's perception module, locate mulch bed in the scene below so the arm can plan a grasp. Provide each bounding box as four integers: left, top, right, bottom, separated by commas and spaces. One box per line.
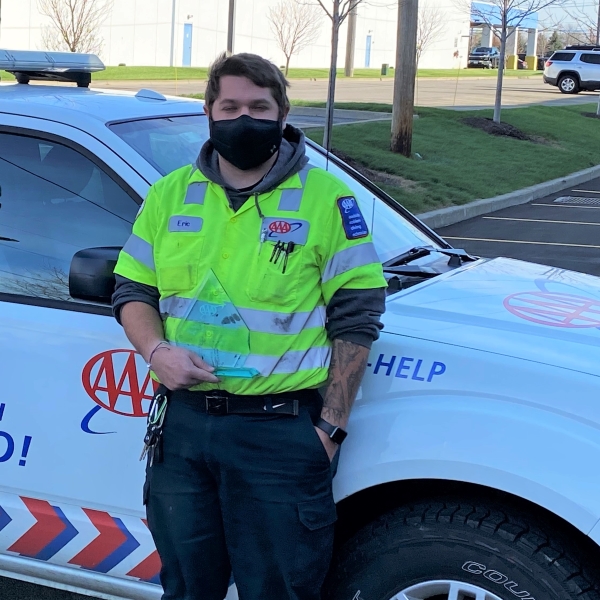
582, 112, 600, 119
461, 116, 533, 141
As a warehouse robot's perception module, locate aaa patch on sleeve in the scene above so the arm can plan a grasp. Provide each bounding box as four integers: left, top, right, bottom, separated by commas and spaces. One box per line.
337, 196, 369, 240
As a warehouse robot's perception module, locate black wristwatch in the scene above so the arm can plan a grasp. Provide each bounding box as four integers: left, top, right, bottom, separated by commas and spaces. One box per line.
315, 418, 348, 445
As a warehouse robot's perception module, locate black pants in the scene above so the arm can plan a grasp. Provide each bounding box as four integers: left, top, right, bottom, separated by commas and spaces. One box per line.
144, 390, 338, 600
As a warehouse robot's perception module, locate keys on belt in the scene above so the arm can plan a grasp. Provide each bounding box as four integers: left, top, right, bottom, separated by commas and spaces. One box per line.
140, 390, 168, 466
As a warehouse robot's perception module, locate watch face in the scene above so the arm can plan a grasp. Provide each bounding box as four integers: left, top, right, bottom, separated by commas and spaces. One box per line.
331, 427, 348, 445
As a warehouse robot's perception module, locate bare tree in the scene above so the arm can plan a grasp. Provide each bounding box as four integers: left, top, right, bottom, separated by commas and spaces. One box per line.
38, 0, 113, 54
416, 3, 446, 66
2, 267, 71, 302
470, 30, 483, 50
268, 1, 322, 75
556, 0, 600, 45
464, 0, 564, 123
310, 0, 364, 151
517, 30, 528, 53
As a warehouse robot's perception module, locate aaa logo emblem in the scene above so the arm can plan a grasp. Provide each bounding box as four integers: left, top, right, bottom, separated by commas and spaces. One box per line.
81, 350, 158, 434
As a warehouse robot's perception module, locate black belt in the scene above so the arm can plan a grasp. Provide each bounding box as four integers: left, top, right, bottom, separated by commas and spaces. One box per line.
170, 388, 321, 416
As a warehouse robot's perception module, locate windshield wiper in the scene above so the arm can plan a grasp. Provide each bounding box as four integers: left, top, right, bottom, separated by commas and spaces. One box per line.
384, 264, 439, 278
383, 246, 478, 269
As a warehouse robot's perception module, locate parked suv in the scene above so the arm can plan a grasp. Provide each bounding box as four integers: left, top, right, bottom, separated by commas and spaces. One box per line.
468, 46, 500, 68
544, 46, 600, 93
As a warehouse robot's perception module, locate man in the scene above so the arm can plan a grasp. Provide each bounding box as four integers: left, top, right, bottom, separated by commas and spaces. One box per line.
112, 52, 386, 600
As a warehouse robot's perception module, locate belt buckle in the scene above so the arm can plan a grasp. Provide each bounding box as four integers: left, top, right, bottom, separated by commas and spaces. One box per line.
205, 393, 228, 415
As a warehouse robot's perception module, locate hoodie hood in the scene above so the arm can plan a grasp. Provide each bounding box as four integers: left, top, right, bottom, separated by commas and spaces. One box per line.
197, 123, 309, 196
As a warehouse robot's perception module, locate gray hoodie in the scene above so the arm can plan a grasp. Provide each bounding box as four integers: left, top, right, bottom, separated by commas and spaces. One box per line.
199, 124, 309, 211
112, 125, 385, 348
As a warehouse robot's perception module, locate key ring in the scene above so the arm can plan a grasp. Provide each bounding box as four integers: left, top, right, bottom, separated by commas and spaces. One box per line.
148, 393, 167, 426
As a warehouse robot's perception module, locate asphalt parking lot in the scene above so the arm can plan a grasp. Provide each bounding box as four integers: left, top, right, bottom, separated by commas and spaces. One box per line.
0, 577, 90, 600
91, 75, 600, 110
437, 177, 600, 276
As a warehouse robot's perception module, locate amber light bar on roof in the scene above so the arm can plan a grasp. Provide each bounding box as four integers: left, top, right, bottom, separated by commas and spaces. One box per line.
0, 49, 105, 87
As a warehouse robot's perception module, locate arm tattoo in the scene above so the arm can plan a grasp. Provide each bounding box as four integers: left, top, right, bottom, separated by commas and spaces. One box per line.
321, 339, 370, 428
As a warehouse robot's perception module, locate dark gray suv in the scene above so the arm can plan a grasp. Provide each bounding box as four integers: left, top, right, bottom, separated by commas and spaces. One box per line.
468, 46, 501, 68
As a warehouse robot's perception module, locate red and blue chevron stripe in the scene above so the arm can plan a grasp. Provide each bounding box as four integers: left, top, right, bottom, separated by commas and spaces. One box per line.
8, 498, 78, 560
69, 508, 140, 573
0, 505, 12, 533
127, 520, 161, 584
0, 494, 160, 585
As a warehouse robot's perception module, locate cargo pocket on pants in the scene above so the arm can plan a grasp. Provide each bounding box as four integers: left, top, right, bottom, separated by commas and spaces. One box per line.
292, 494, 337, 589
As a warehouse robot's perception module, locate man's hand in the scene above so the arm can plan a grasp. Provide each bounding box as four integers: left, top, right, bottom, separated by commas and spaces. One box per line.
150, 345, 219, 390
314, 426, 338, 462
119, 302, 219, 390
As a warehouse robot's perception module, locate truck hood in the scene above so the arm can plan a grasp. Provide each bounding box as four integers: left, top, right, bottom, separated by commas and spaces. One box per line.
384, 257, 600, 377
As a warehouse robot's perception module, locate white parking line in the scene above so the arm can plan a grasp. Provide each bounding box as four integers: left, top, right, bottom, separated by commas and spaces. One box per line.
532, 203, 600, 209
483, 216, 600, 226
444, 236, 600, 248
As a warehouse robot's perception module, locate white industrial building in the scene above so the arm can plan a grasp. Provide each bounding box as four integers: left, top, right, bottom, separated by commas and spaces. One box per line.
0, 0, 471, 70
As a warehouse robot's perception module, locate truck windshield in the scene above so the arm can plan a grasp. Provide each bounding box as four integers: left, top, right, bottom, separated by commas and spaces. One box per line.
110, 113, 441, 265
109, 114, 208, 176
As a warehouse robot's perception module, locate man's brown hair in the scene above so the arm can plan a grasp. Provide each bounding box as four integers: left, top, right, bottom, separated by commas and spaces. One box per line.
205, 53, 290, 119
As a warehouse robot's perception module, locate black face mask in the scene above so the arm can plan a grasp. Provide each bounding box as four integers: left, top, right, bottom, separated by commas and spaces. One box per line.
209, 114, 283, 171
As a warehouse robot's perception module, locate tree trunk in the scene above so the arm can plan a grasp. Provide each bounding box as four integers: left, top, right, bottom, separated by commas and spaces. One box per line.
345, 5, 358, 77
391, 0, 419, 156
494, 23, 507, 123
323, 1, 340, 152
285, 55, 290, 76
596, 0, 600, 45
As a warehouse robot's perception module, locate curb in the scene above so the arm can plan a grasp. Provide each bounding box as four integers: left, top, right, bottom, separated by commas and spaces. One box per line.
417, 164, 600, 229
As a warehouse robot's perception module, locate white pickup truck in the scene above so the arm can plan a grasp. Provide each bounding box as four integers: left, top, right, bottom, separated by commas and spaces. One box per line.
1, 50, 599, 600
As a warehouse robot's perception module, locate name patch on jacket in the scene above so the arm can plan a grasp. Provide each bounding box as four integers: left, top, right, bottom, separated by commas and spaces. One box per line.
168, 216, 203, 232
262, 218, 310, 244
337, 197, 368, 239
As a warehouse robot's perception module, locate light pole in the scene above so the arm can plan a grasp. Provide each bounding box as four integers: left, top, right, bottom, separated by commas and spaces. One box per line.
227, 0, 236, 55
170, 0, 176, 67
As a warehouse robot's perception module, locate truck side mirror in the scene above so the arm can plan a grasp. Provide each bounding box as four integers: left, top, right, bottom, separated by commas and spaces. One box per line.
69, 247, 122, 304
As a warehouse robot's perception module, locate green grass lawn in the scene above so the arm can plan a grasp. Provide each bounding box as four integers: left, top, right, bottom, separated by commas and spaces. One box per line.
96, 66, 210, 80
304, 103, 600, 215
91, 66, 537, 80
0, 66, 539, 82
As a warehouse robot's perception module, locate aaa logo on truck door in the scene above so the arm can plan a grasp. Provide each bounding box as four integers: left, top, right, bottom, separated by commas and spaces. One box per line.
81, 350, 158, 434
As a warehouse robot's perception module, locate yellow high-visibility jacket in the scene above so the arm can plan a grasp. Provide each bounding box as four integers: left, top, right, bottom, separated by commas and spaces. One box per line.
115, 163, 386, 394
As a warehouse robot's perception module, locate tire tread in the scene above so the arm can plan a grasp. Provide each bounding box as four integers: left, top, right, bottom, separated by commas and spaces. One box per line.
326, 499, 600, 600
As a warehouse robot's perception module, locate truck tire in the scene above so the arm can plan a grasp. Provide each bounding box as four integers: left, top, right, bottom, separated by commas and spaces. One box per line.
558, 74, 579, 94
324, 499, 600, 600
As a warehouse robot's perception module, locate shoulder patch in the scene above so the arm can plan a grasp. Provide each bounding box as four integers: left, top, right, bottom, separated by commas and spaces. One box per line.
337, 196, 368, 240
